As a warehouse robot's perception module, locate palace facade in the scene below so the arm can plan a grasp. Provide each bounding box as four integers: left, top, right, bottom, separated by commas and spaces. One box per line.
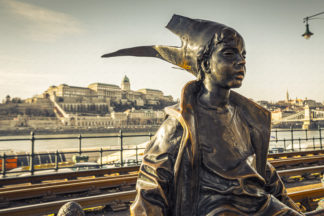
25, 76, 175, 128
42, 76, 173, 110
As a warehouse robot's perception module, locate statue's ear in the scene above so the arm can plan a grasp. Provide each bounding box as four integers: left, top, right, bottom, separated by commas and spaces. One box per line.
200, 59, 210, 74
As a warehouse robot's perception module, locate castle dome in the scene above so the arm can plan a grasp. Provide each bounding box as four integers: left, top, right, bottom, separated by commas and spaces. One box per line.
121, 75, 130, 90
123, 75, 130, 83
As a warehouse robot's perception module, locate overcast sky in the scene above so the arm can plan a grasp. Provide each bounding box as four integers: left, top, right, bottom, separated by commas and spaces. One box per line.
1, 0, 324, 102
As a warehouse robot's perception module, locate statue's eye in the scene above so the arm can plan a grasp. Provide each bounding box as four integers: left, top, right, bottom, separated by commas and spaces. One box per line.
223, 51, 234, 57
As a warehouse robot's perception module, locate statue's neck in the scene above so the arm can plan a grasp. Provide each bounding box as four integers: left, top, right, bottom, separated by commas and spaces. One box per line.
199, 81, 230, 108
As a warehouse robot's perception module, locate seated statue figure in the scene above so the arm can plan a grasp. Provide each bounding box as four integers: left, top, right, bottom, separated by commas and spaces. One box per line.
103, 15, 321, 216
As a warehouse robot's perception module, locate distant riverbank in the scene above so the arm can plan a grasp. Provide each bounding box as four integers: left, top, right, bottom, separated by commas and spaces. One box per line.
0, 126, 159, 136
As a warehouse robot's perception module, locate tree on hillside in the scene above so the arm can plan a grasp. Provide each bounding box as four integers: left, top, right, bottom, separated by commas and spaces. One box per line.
4, 95, 11, 104
11, 97, 22, 103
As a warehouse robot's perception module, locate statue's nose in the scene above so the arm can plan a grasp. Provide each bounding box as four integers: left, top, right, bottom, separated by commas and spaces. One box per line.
237, 56, 246, 66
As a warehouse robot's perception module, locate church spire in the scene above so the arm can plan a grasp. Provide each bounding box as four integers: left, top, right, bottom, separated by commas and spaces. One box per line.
286, 89, 290, 102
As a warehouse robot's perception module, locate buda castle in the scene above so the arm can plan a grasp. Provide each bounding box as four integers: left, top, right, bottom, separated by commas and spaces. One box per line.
25, 76, 175, 128
42, 76, 173, 108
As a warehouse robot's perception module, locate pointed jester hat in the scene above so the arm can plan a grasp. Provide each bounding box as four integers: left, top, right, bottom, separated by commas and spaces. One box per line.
102, 14, 241, 76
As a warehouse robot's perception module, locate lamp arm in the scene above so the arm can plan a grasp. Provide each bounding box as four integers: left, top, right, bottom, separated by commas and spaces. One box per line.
304, 11, 324, 22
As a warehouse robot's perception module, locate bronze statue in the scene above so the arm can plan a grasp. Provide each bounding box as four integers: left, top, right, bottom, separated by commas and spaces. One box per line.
102, 15, 321, 216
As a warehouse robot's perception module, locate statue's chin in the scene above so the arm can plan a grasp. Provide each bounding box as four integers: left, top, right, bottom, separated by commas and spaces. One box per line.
231, 84, 242, 89
226, 81, 243, 89
208, 79, 243, 90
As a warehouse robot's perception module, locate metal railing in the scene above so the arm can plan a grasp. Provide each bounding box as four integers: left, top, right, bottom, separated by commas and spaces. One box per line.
0, 130, 150, 178
1, 127, 324, 177
270, 127, 324, 153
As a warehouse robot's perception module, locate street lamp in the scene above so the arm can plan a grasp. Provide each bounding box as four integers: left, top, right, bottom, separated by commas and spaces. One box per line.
302, 11, 324, 39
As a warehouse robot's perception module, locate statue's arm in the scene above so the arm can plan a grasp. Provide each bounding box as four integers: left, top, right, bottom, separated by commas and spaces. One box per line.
265, 162, 301, 212
130, 116, 182, 216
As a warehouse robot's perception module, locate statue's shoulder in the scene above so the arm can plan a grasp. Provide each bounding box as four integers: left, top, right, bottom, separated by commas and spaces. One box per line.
165, 103, 181, 113
145, 107, 183, 155
229, 91, 271, 129
161, 103, 185, 135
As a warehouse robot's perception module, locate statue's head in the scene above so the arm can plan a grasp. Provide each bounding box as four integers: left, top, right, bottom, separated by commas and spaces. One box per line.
197, 27, 246, 89
102, 14, 246, 88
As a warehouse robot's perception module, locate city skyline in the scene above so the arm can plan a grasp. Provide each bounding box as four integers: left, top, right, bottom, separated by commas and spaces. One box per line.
1, 0, 324, 102
4, 77, 321, 104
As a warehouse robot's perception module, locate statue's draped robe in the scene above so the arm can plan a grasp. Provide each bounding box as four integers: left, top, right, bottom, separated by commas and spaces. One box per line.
130, 81, 301, 216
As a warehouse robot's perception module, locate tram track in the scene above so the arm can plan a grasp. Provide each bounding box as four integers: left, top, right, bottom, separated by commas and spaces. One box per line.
0, 173, 138, 192
0, 165, 139, 187
268, 149, 324, 159
1, 151, 324, 214
271, 155, 324, 170
1, 164, 324, 209
2, 185, 324, 216
0, 175, 137, 204
0, 190, 136, 216
2, 150, 324, 187
3, 156, 323, 188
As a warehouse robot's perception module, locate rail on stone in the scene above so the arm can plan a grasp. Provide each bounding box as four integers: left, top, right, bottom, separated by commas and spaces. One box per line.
278, 165, 324, 177
2, 155, 324, 187
278, 165, 324, 184
0, 166, 139, 187
1, 188, 324, 216
0, 190, 136, 216
0, 174, 137, 204
0, 173, 138, 193
2, 150, 324, 188
271, 155, 324, 169
289, 187, 324, 211
3, 166, 324, 206
269, 150, 324, 159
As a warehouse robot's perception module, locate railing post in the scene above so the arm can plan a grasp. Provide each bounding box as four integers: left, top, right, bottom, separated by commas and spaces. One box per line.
275, 129, 278, 143
119, 130, 123, 167
319, 126, 322, 150
100, 148, 103, 168
55, 150, 59, 171
2, 153, 6, 178
30, 131, 35, 176
313, 137, 315, 150
136, 145, 138, 164
305, 129, 308, 141
283, 138, 286, 152
290, 126, 294, 152
149, 132, 152, 141
78, 134, 82, 156
298, 138, 301, 151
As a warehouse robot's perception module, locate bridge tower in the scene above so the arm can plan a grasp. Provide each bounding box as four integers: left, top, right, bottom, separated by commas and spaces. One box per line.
302, 105, 313, 129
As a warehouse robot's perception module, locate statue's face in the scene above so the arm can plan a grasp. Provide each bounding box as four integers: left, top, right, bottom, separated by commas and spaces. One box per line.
207, 36, 246, 89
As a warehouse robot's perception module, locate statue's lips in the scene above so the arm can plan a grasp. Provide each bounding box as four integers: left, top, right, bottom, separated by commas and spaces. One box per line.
234, 71, 245, 80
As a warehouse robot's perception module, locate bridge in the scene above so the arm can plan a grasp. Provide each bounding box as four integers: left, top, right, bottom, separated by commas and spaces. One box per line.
272, 105, 324, 129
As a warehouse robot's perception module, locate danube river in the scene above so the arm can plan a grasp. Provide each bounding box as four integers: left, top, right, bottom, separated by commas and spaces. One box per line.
270, 129, 323, 151
0, 132, 151, 153
0, 129, 323, 154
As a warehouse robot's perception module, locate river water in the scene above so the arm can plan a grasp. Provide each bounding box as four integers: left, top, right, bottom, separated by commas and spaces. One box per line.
0, 129, 323, 154
0, 132, 150, 154
269, 129, 323, 151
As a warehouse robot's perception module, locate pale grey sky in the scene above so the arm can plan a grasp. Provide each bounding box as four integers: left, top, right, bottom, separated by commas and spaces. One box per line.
0, 0, 324, 102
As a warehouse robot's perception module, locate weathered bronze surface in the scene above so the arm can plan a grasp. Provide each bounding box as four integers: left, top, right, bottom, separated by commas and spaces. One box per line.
102, 14, 322, 216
